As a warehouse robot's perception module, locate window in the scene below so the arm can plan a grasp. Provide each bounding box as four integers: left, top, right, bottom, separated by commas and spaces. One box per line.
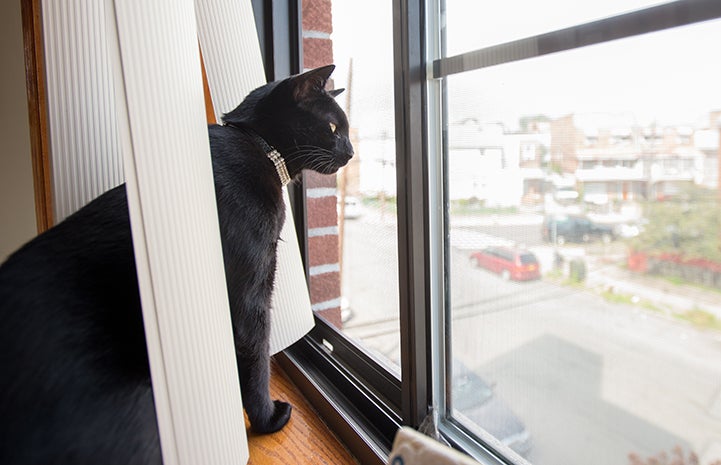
436, 1, 721, 464
282, 1, 405, 460
302, 0, 402, 375
282, 2, 721, 465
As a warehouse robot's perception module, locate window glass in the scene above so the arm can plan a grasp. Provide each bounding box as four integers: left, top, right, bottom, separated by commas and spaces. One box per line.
303, 0, 400, 374
444, 18, 721, 464
519, 254, 537, 265
444, 0, 672, 56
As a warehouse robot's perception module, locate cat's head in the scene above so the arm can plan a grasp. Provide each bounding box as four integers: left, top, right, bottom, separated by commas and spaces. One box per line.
223, 65, 354, 178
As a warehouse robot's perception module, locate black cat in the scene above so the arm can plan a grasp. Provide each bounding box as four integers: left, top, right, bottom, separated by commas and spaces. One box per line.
0, 64, 352, 465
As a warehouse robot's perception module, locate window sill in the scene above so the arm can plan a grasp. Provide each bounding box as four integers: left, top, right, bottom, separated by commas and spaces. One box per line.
246, 358, 359, 465
276, 342, 397, 465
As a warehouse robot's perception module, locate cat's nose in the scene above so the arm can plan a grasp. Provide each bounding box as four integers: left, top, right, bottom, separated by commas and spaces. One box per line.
344, 140, 354, 159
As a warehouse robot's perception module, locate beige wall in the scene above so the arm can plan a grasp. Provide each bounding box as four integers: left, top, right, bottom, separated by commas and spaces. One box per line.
1, 1, 37, 262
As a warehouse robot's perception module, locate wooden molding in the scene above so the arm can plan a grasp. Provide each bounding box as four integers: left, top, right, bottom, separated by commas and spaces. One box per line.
21, 0, 53, 233
199, 45, 217, 125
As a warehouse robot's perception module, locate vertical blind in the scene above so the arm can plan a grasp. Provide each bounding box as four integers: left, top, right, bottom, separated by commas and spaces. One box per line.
42, 0, 313, 458
42, 0, 124, 222
108, 0, 248, 463
38, 0, 315, 462
42, 0, 314, 360
195, 0, 315, 355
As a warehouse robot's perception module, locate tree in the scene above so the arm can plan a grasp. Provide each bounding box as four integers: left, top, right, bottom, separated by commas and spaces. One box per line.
630, 184, 721, 263
518, 114, 550, 132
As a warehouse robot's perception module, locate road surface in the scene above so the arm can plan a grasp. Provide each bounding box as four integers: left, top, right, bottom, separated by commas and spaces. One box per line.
336, 210, 721, 465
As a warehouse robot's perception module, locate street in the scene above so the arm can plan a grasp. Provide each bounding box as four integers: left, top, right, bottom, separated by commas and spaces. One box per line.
338, 208, 721, 465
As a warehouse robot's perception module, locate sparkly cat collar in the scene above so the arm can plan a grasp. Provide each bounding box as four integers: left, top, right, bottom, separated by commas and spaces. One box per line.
224, 123, 291, 186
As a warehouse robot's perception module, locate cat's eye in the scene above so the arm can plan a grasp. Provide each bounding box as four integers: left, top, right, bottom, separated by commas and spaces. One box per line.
329, 122, 337, 133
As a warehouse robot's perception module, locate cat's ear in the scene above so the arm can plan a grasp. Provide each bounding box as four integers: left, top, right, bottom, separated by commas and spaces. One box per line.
329, 88, 345, 98
291, 64, 335, 102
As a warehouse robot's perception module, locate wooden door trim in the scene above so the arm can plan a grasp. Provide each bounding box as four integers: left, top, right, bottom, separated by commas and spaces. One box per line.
21, 0, 53, 233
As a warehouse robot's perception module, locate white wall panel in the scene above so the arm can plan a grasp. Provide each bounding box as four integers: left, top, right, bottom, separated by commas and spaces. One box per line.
42, 0, 124, 222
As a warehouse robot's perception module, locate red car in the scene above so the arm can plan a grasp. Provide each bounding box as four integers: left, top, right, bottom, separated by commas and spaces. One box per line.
470, 246, 541, 281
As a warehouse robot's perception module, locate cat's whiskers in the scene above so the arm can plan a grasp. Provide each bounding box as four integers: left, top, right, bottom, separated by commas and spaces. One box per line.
285, 145, 340, 173
296, 151, 336, 167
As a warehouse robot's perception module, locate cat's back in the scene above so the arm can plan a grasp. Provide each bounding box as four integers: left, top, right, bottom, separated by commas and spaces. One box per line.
0, 184, 160, 465
0, 184, 136, 338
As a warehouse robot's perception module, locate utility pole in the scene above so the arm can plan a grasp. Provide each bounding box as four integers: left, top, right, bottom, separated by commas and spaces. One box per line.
338, 58, 353, 281
717, 117, 721, 201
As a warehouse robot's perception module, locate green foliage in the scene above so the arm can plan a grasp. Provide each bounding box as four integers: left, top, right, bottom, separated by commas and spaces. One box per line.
568, 258, 586, 283
599, 289, 663, 313
362, 195, 397, 212
675, 307, 721, 332
449, 199, 518, 216
518, 114, 551, 132
660, 274, 721, 295
547, 160, 563, 175
630, 185, 721, 262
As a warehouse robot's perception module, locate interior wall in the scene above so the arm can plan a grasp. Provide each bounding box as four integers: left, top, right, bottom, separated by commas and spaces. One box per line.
0, 1, 37, 262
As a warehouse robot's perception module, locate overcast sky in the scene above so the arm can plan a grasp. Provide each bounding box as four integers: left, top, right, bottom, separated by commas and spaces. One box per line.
329, 1, 721, 134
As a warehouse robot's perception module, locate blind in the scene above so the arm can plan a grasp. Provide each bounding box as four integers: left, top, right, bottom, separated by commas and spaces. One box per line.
195, 0, 315, 355
41, 0, 249, 463
107, 0, 249, 463
42, 0, 124, 222
40, 0, 314, 462
44, 0, 315, 358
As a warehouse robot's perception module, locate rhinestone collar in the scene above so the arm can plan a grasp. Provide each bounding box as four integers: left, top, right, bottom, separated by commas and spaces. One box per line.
224, 123, 291, 186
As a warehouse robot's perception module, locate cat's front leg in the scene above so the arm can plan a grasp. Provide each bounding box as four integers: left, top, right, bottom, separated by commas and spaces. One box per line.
237, 352, 292, 434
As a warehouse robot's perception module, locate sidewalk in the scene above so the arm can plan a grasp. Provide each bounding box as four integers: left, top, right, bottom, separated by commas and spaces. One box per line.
586, 259, 721, 318
447, 222, 721, 318
450, 213, 543, 227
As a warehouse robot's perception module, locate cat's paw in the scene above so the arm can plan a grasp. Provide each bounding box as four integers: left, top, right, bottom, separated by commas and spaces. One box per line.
251, 400, 292, 434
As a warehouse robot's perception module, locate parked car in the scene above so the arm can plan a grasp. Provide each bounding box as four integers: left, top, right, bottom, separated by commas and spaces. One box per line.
554, 186, 580, 202
338, 196, 362, 219
542, 214, 614, 245
614, 221, 642, 238
470, 246, 541, 281
452, 361, 532, 457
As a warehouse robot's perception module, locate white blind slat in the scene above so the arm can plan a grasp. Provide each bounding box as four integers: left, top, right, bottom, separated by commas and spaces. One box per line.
42, 0, 124, 222
195, 0, 315, 355
108, 0, 248, 463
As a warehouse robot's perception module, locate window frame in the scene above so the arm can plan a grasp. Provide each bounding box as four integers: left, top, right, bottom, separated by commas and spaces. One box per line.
432, 0, 721, 463
268, 1, 721, 464
271, 0, 432, 463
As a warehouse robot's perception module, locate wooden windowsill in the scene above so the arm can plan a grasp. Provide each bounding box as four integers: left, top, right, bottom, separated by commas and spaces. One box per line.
245, 359, 360, 465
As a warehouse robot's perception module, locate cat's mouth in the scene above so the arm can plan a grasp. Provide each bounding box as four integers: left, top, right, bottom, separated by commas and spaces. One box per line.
319, 153, 353, 174
289, 149, 352, 175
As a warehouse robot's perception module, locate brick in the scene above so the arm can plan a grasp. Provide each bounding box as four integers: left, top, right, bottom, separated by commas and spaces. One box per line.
302, 0, 332, 33
302, 0, 339, 331
303, 37, 333, 69
308, 235, 339, 267
307, 196, 338, 229
309, 271, 340, 304
305, 171, 337, 189
315, 308, 342, 330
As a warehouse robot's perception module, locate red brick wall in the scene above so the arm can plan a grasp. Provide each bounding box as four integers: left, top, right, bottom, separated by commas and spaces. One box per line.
302, 0, 333, 68
302, 0, 332, 32
302, 0, 342, 329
